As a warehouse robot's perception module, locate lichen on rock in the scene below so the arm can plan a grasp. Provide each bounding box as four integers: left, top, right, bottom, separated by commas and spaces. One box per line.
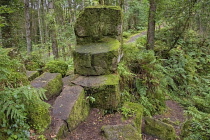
73, 38, 121, 76
31, 72, 63, 100
75, 6, 122, 44
26, 71, 39, 81
101, 124, 142, 140
122, 102, 144, 133
144, 117, 177, 140
72, 74, 120, 109
48, 86, 89, 139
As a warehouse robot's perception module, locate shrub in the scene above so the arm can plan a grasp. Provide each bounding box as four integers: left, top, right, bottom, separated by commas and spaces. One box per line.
24, 52, 45, 71
0, 47, 29, 89
0, 86, 51, 139
44, 60, 68, 77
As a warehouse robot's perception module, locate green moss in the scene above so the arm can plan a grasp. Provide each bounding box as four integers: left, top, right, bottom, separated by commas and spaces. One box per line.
44, 73, 62, 99
44, 60, 68, 77
74, 38, 120, 76
144, 117, 177, 140
28, 99, 51, 133
67, 89, 90, 130
89, 84, 120, 109
122, 102, 143, 133
27, 71, 40, 81
31, 73, 63, 99
75, 6, 122, 44
101, 124, 142, 140
86, 5, 121, 10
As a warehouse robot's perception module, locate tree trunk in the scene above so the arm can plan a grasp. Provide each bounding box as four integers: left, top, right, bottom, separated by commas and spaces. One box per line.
24, 0, 32, 54
0, 0, 13, 48
146, 0, 156, 50
38, 0, 44, 47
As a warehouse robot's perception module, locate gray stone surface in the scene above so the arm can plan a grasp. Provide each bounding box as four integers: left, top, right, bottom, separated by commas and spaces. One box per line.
101, 124, 142, 140
73, 38, 120, 76
49, 86, 89, 138
75, 6, 122, 44
26, 71, 39, 81
71, 74, 120, 109
31, 72, 62, 100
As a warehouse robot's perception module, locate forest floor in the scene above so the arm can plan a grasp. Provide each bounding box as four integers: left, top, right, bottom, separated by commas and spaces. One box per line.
64, 100, 185, 140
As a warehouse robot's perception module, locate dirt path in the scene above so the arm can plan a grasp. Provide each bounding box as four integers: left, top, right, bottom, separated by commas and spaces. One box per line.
126, 31, 147, 43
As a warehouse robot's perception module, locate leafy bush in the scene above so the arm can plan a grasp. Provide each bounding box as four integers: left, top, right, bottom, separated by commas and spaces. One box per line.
120, 40, 166, 116
181, 107, 210, 140
23, 52, 45, 71
44, 60, 68, 77
0, 86, 50, 139
0, 47, 29, 89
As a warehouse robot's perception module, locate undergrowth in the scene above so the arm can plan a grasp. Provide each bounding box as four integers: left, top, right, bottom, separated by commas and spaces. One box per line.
119, 29, 210, 139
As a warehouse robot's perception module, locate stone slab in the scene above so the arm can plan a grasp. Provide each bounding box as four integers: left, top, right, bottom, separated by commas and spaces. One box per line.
71, 74, 120, 109
26, 71, 39, 81
31, 72, 62, 100
101, 124, 142, 140
144, 117, 177, 140
75, 6, 122, 44
49, 86, 89, 138
73, 38, 120, 76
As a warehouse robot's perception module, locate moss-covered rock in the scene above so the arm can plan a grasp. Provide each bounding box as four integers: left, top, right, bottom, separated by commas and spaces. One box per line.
122, 102, 143, 133
75, 6, 122, 44
44, 60, 68, 77
73, 38, 120, 76
72, 74, 120, 109
26, 71, 39, 81
48, 86, 89, 139
101, 124, 142, 140
144, 117, 177, 140
27, 98, 51, 133
31, 72, 63, 100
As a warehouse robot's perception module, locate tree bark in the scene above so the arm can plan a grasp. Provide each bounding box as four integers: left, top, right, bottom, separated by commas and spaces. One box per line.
146, 0, 156, 50
0, 0, 13, 48
38, 0, 44, 47
24, 0, 32, 54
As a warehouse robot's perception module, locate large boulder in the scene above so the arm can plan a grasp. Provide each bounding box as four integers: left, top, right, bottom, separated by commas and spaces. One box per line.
31, 72, 62, 100
75, 6, 122, 44
47, 86, 89, 139
73, 38, 120, 76
72, 74, 120, 109
101, 124, 142, 140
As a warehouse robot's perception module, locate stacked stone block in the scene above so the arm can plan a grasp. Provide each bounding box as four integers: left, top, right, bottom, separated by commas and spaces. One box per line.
73, 6, 122, 109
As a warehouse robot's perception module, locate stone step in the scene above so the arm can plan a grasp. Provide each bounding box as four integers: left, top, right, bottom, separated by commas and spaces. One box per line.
46, 85, 89, 139
73, 38, 120, 76
101, 124, 142, 140
26, 71, 39, 81
71, 74, 120, 109
31, 72, 63, 100
143, 117, 177, 140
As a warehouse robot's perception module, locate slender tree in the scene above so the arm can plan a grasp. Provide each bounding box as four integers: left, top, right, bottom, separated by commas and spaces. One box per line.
0, 0, 13, 48
146, 0, 156, 50
24, 0, 32, 54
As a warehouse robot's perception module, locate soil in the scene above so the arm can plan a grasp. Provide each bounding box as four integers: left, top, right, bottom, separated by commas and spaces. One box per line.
62, 100, 185, 140
64, 108, 132, 140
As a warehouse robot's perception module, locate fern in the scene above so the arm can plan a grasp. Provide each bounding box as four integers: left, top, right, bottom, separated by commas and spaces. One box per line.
0, 86, 50, 139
